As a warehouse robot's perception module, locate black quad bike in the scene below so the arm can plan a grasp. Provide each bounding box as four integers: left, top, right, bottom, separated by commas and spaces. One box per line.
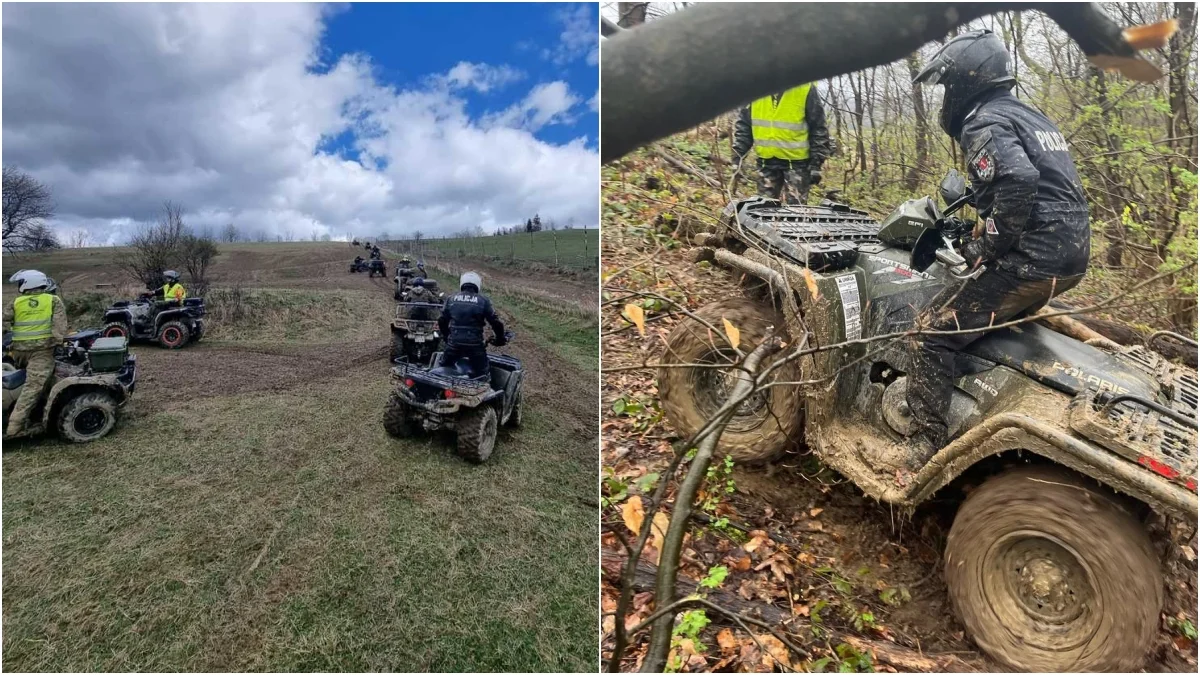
349, 258, 387, 277
384, 331, 522, 463
3, 330, 137, 443
660, 172, 1198, 672
102, 295, 206, 349
390, 301, 444, 365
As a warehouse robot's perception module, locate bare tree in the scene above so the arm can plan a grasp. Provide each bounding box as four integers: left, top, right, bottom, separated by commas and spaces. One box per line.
119, 201, 218, 294
222, 223, 240, 243
2, 167, 56, 252
179, 233, 218, 296
413, 230, 424, 242
25, 223, 61, 251
67, 229, 90, 248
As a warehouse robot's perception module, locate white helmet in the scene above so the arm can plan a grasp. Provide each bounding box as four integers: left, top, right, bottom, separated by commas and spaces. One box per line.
163, 270, 181, 282
15, 270, 51, 293
459, 271, 482, 292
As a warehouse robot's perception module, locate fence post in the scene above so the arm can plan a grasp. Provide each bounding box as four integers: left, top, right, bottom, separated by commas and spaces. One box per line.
554, 231, 559, 267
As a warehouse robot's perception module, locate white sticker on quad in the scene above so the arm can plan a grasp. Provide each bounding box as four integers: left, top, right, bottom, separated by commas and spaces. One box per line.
834, 273, 862, 340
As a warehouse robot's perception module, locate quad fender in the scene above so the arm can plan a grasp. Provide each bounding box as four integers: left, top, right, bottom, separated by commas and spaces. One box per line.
43, 378, 127, 428
103, 309, 133, 324
906, 406, 1198, 521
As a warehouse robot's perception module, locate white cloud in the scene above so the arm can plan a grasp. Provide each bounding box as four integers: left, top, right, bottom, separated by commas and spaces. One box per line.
543, 4, 598, 66
1, 3, 598, 244
440, 61, 525, 93
485, 81, 582, 131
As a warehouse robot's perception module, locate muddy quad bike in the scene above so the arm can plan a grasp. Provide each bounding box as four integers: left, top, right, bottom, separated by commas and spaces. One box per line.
3, 329, 137, 443
658, 172, 1198, 672
367, 259, 387, 278
101, 295, 206, 350
390, 301, 444, 365
350, 259, 370, 273
384, 331, 522, 463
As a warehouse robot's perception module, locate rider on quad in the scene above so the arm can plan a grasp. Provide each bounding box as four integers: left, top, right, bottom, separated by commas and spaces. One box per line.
370, 245, 382, 260
437, 272, 506, 377
3, 271, 68, 438
407, 277, 438, 304
893, 30, 1090, 475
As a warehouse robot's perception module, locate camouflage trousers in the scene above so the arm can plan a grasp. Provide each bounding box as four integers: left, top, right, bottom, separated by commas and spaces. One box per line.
6, 347, 55, 436
906, 269, 1083, 451
757, 165, 812, 205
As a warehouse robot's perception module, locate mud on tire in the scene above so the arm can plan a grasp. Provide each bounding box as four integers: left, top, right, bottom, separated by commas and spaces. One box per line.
456, 405, 498, 463
945, 465, 1162, 672
383, 392, 416, 438
158, 320, 190, 349
57, 391, 118, 443
390, 335, 406, 363
658, 298, 803, 464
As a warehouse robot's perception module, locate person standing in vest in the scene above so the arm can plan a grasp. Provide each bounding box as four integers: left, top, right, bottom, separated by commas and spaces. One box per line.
733, 83, 832, 204
3, 270, 68, 437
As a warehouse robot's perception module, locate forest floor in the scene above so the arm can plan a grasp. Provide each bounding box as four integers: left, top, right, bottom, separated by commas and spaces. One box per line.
599, 131, 1198, 673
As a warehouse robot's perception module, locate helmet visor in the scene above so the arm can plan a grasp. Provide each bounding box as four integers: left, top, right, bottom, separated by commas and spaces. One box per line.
913, 58, 946, 86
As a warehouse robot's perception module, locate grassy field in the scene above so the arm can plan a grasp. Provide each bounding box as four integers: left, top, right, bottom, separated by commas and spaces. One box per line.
2, 243, 599, 672
386, 229, 598, 273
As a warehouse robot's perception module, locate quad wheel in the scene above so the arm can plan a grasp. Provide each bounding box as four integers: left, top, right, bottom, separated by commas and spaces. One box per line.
383, 392, 416, 438
102, 322, 130, 339
157, 320, 190, 349
658, 298, 804, 464
945, 465, 1162, 672
57, 391, 118, 443
456, 405, 497, 464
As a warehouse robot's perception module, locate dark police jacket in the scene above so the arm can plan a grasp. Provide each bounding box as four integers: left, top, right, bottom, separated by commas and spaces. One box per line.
438, 291, 505, 348
958, 89, 1090, 280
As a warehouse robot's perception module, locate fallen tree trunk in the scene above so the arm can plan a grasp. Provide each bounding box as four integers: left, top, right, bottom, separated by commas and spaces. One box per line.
601, 548, 980, 672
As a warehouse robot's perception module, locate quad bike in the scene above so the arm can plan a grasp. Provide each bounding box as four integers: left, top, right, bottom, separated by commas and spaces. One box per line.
3, 330, 137, 443
367, 259, 387, 278
384, 331, 522, 463
658, 172, 1198, 672
350, 259, 370, 273
393, 268, 432, 299
390, 301, 444, 365
101, 295, 206, 349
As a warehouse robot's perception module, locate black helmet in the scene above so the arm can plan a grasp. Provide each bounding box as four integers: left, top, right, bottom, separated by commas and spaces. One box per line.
413, 277, 425, 287
913, 30, 1015, 137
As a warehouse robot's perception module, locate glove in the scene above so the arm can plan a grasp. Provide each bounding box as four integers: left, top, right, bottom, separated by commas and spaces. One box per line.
492, 336, 507, 347
809, 166, 823, 186
961, 238, 986, 269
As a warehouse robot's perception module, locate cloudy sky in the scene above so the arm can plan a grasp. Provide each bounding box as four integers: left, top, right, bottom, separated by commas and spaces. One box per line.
2, 2, 599, 245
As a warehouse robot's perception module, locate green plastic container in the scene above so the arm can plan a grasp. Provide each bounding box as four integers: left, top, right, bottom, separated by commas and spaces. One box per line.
88, 337, 128, 373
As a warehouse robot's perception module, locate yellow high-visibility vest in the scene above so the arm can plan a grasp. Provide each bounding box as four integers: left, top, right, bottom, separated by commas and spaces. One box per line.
162, 282, 187, 302
11, 293, 54, 342
750, 84, 812, 161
